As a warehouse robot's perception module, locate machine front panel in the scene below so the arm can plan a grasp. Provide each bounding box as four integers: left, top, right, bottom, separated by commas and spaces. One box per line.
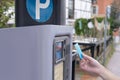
53, 36, 70, 80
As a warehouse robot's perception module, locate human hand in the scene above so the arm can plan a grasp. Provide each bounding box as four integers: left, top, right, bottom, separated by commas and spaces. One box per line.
79, 54, 104, 76
79, 54, 120, 80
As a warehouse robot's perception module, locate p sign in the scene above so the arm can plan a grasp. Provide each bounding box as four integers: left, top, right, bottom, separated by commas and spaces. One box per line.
26, 0, 53, 23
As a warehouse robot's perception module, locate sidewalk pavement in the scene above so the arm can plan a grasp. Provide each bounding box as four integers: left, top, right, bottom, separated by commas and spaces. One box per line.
98, 43, 120, 80
107, 43, 120, 76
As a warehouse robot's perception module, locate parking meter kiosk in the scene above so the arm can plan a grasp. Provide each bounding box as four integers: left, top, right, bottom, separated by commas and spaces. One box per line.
0, 25, 72, 80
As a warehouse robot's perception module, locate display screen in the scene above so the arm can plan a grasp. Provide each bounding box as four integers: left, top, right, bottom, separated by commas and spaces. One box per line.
55, 42, 63, 60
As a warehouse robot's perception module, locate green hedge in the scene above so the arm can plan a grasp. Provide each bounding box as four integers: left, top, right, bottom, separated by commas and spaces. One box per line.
74, 18, 95, 36
74, 18, 88, 36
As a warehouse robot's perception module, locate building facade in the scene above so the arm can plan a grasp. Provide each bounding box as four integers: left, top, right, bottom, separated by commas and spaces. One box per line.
66, 0, 92, 25
92, 0, 113, 17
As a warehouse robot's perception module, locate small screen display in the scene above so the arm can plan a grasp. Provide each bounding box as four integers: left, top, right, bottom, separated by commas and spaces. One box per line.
55, 42, 63, 60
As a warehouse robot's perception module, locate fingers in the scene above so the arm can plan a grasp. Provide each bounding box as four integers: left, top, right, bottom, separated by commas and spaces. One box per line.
80, 59, 86, 69
82, 54, 101, 68
82, 53, 100, 66
82, 53, 94, 61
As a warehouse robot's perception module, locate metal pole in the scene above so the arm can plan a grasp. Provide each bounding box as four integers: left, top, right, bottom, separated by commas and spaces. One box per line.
103, 10, 107, 65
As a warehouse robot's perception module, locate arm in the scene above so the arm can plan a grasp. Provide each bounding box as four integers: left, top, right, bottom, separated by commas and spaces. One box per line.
99, 66, 120, 80
79, 54, 120, 80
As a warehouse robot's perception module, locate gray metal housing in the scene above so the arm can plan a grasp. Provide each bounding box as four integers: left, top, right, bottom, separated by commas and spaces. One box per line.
0, 25, 72, 80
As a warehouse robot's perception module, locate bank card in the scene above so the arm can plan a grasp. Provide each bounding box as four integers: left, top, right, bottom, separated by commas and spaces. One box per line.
74, 43, 83, 59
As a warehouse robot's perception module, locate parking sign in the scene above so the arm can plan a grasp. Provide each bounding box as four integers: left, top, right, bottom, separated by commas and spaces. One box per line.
26, 0, 53, 22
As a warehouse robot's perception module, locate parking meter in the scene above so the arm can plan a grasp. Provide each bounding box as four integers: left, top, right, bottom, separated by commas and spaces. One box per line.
0, 25, 72, 80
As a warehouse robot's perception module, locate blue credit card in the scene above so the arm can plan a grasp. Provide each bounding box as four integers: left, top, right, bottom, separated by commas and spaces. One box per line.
74, 43, 83, 59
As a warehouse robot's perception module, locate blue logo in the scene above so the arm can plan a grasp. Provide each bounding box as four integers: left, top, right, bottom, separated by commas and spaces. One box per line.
26, 0, 53, 22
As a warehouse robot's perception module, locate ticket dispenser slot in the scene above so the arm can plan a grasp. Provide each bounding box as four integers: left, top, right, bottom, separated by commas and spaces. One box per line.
54, 36, 70, 80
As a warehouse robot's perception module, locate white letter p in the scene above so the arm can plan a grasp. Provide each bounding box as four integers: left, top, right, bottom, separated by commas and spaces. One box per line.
36, 0, 50, 19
